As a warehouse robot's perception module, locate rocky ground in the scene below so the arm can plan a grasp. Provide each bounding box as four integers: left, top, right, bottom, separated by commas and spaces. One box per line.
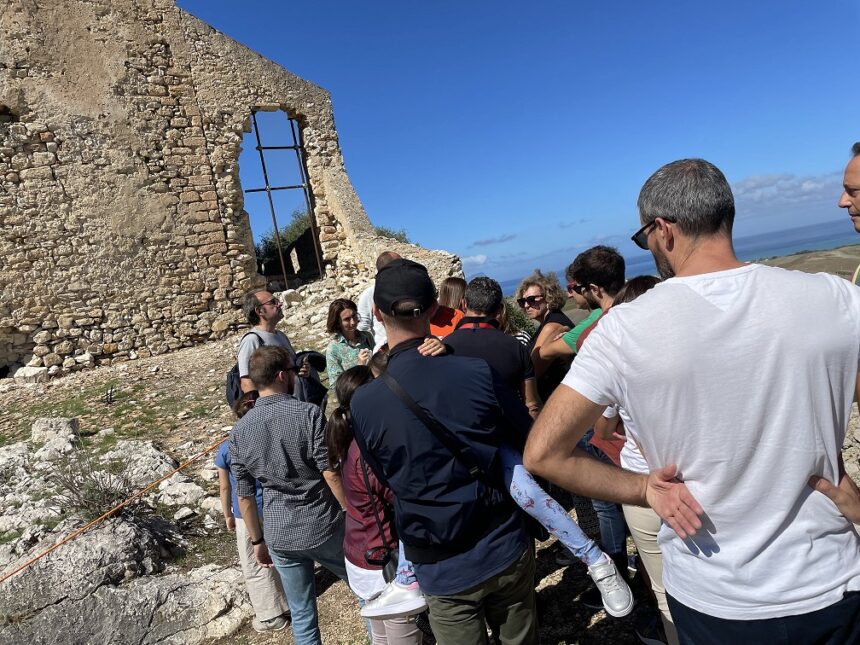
1, 244, 859, 644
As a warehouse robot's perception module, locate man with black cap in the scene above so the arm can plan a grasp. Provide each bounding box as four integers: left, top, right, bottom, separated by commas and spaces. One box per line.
350, 259, 539, 644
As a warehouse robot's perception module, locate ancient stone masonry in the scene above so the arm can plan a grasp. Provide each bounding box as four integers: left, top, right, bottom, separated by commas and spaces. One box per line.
0, 0, 462, 378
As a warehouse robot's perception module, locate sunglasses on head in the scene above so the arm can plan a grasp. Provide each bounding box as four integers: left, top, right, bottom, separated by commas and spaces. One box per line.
516, 295, 544, 309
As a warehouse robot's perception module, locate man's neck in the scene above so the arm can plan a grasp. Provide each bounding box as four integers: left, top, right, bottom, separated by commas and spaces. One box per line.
386, 325, 430, 349
255, 320, 278, 334
464, 309, 492, 318
671, 235, 743, 277
258, 385, 290, 397
598, 295, 613, 310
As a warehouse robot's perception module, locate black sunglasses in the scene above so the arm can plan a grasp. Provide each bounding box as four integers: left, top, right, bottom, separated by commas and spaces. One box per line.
566, 282, 587, 295
631, 218, 675, 250
516, 295, 545, 309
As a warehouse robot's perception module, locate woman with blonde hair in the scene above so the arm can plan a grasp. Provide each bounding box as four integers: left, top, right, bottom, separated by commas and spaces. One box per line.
515, 269, 573, 401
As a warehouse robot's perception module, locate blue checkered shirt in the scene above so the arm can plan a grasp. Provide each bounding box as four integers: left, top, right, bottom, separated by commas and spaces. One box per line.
229, 393, 343, 551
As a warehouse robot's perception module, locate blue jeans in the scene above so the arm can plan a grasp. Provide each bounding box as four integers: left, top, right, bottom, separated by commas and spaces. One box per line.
579, 431, 627, 556
268, 523, 351, 645
667, 592, 860, 645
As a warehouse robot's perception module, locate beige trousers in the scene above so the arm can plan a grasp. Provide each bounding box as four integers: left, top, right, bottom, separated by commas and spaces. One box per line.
235, 517, 290, 621
622, 504, 679, 645
369, 617, 422, 645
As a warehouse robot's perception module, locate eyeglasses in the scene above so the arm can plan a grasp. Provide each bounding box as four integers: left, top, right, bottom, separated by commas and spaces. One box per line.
516, 295, 545, 309
631, 217, 675, 250
257, 296, 281, 309
566, 282, 587, 296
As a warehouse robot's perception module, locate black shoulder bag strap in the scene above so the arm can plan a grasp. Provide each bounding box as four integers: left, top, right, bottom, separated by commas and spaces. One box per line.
379, 370, 489, 483
241, 331, 264, 346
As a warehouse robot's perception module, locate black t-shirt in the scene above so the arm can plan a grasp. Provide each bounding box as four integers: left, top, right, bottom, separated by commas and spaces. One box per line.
529, 309, 574, 401
445, 317, 535, 394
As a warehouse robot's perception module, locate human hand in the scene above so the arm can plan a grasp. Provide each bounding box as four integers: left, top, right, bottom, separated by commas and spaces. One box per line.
254, 542, 273, 568
225, 516, 236, 531
418, 337, 447, 357
645, 464, 704, 539
297, 359, 311, 378
357, 349, 371, 365
612, 431, 626, 441
809, 472, 860, 523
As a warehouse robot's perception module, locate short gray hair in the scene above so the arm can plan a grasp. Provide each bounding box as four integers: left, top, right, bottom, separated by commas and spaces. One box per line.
637, 158, 735, 238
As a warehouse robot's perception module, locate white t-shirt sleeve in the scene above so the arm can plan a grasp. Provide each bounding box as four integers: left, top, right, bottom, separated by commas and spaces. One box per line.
602, 404, 619, 419
357, 285, 374, 333
561, 316, 625, 407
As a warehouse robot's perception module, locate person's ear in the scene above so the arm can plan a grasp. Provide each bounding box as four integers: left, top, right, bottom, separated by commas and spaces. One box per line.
372, 303, 383, 323
656, 217, 675, 250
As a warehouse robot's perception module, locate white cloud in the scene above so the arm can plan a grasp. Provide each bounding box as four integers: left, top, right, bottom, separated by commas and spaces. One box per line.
461, 254, 487, 267
732, 171, 841, 206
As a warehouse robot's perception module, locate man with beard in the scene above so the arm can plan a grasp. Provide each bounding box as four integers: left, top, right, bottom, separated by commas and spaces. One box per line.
524, 158, 860, 643
237, 289, 308, 393
839, 142, 860, 285
536, 246, 625, 361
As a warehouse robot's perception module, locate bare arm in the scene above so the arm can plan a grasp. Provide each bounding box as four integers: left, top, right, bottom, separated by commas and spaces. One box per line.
323, 469, 346, 509
537, 335, 575, 362
521, 378, 542, 418
240, 376, 255, 394
524, 385, 704, 538
217, 468, 235, 531
530, 322, 565, 379
238, 495, 273, 567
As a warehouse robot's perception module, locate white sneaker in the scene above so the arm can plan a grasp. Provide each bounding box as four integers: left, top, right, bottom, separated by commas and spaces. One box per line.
587, 558, 634, 617
360, 581, 427, 619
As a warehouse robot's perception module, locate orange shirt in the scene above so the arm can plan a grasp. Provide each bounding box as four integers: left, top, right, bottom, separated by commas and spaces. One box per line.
429, 306, 464, 339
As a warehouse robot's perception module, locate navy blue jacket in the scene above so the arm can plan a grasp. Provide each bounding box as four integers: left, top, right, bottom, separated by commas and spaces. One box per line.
351, 337, 532, 566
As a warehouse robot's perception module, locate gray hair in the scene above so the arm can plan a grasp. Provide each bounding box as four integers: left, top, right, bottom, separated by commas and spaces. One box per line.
637, 158, 735, 238
241, 289, 267, 325
852, 142, 860, 157
465, 277, 503, 315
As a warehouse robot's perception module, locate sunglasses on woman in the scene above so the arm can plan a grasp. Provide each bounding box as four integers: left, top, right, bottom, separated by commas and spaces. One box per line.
516, 295, 545, 309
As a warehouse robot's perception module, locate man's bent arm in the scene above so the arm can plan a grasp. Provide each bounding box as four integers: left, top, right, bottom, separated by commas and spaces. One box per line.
524, 385, 646, 505
525, 385, 704, 538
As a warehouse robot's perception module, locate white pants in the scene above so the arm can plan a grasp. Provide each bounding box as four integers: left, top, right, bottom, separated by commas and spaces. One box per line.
235, 517, 290, 621
622, 504, 679, 645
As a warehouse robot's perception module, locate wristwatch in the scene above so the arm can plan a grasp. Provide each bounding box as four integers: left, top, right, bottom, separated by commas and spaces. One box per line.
251, 535, 265, 546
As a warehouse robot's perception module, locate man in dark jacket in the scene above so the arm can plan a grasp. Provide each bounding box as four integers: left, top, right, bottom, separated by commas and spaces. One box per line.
351, 260, 538, 644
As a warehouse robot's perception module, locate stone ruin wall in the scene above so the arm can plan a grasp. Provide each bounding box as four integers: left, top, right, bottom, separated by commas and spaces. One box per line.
0, 0, 462, 379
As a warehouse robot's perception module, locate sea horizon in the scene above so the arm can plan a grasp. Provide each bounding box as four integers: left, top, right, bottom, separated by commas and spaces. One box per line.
498, 218, 859, 296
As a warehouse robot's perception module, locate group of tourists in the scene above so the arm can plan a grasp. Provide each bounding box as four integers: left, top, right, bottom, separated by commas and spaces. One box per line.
215, 148, 860, 645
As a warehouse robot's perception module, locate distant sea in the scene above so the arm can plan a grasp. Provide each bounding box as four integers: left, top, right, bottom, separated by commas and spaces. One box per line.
499, 219, 859, 296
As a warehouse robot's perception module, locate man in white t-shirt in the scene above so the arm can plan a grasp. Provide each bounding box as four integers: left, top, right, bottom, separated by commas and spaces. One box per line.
524, 158, 860, 643
357, 251, 401, 349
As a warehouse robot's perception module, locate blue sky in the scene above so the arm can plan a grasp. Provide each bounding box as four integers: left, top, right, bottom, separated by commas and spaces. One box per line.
178, 0, 860, 281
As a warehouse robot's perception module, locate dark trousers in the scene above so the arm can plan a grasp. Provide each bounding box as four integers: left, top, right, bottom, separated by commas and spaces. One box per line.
667, 591, 860, 645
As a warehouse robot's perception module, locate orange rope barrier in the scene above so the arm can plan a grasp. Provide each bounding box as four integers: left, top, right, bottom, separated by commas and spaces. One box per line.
0, 433, 229, 586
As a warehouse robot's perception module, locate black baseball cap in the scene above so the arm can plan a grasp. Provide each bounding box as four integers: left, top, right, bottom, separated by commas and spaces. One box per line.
374, 259, 436, 317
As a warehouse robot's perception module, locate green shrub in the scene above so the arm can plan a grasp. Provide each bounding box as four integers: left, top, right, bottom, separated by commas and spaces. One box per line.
374, 225, 411, 244
254, 208, 310, 268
